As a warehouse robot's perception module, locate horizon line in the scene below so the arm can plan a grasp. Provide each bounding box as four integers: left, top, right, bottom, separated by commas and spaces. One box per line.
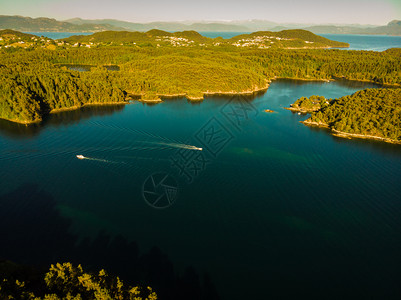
0, 14, 396, 27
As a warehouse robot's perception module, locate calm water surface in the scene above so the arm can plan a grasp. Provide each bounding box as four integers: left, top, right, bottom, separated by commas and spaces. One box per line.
24, 32, 93, 39
1, 79, 400, 299
320, 33, 401, 51
201, 32, 401, 51
26, 31, 401, 51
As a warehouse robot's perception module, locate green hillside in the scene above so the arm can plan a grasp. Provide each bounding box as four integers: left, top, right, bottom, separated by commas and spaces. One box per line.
230, 29, 349, 48
0, 29, 37, 43
0, 15, 123, 32
1, 30, 400, 125
304, 88, 401, 142
62, 29, 348, 48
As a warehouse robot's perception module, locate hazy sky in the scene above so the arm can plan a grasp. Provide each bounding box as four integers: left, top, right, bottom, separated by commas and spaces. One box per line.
1, 0, 400, 24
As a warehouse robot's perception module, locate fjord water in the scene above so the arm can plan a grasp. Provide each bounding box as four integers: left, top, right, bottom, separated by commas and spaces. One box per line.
320, 33, 401, 51
201, 32, 401, 51
1, 79, 400, 299
25, 31, 401, 52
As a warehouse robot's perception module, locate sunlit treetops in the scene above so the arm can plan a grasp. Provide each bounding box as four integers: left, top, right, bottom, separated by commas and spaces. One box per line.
0, 32, 400, 124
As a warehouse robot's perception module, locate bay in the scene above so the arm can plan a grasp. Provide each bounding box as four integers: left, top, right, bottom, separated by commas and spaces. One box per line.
320, 33, 401, 51
1, 79, 400, 299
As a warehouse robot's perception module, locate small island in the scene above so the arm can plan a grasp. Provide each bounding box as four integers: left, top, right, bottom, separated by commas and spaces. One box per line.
285, 95, 329, 113
288, 89, 401, 144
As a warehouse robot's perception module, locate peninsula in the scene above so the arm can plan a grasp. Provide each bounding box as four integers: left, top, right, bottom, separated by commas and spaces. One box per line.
287, 89, 401, 144
0, 29, 400, 125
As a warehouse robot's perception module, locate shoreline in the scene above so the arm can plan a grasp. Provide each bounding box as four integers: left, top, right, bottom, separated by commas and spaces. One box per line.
273, 76, 400, 87
49, 101, 128, 114
0, 77, 395, 126
284, 107, 319, 113
0, 84, 269, 125
203, 83, 270, 98
139, 98, 163, 103
0, 116, 42, 125
302, 119, 401, 145
273, 76, 333, 83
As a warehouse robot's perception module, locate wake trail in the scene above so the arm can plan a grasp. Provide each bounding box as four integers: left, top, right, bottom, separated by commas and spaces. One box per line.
76, 155, 124, 164
140, 141, 203, 151
89, 121, 186, 145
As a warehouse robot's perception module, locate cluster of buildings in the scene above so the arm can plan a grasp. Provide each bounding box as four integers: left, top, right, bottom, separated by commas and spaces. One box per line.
0, 35, 54, 49
231, 35, 292, 48
155, 36, 195, 47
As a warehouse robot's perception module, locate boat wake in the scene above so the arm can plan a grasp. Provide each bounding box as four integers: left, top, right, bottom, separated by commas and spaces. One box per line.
142, 141, 202, 151
76, 155, 121, 164
89, 121, 202, 151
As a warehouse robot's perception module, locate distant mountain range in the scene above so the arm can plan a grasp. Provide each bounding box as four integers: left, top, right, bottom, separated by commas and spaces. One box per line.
0, 15, 124, 32
303, 20, 401, 35
1, 15, 400, 35
64, 18, 250, 32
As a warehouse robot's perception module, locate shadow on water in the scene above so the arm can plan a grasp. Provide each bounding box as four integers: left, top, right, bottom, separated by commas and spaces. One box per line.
330, 133, 401, 157
0, 105, 126, 139
274, 78, 382, 89
0, 92, 263, 138
301, 120, 401, 157
0, 119, 42, 139
0, 184, 75, 264
42, 104, 126, 127
0, 184, 220, 300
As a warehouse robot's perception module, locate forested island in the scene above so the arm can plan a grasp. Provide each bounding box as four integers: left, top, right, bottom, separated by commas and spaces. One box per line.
288, 89, 401, 144
0, 29, 400, 128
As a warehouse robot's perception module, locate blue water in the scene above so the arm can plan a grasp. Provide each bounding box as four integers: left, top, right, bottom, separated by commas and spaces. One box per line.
201, 32, 401, 51
25, 31, 401, 51
1, 79, 400, 299
24, 32, 93, 39
321, 34, 401, 51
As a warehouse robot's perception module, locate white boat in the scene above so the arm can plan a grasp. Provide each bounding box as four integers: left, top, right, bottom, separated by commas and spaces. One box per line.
76, 155, 85, 159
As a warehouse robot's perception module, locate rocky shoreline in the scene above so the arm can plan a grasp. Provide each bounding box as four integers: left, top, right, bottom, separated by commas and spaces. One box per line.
302, 119, 401, 145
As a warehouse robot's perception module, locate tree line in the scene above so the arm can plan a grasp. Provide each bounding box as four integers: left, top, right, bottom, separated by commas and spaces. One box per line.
0, 46, 400, 123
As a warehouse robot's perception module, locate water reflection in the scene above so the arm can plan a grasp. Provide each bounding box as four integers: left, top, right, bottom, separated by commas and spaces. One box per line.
58, 64, 120, 72
274, 78, 381, 89
0, 105, 125, 138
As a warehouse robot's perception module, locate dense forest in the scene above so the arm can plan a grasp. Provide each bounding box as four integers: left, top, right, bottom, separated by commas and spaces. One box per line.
296, 89, 401, 143
0, 30, 400, 124
0, 261, 157, 299
229, 29, 349, 47
286, 95, 329, 112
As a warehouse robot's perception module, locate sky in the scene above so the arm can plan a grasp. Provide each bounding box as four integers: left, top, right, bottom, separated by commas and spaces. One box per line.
1, 0, 401, 25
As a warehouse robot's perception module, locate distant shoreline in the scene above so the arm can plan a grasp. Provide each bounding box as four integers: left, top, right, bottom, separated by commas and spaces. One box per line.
49, 101, 128, 114
0, 77, 394, 125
